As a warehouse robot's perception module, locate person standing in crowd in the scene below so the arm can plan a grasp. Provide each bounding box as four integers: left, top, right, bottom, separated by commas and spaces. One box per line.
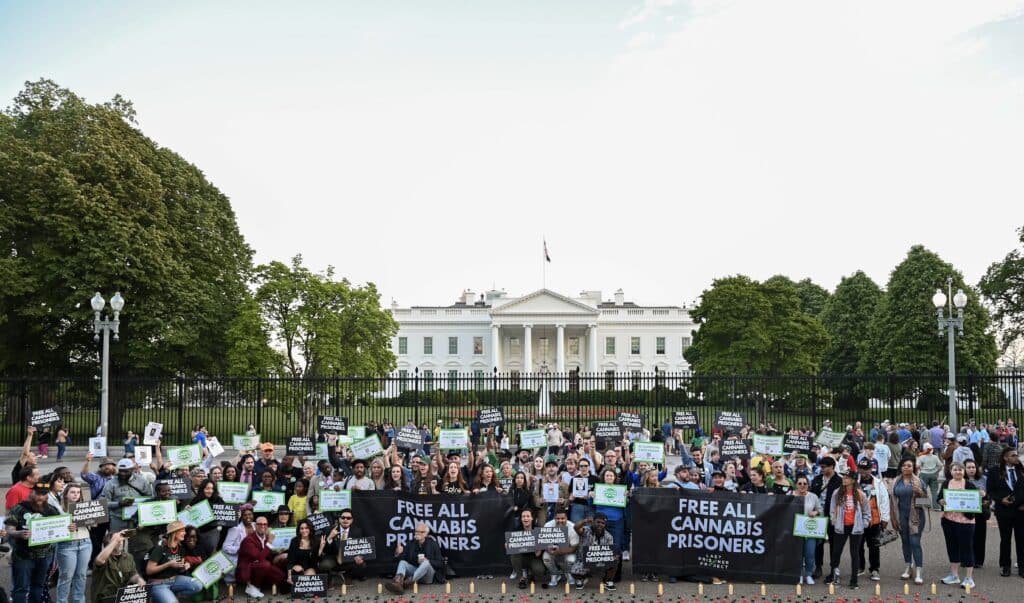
101, 458, 155, 573
937, 462, 978, 588
384, 522, 446, 594
570, 514, 618, 591
793, 475, 820, 585
92, 530, 144, 603
507, 508, 546, 589
964, 459, 989, 569
988, 446, 1024, 578
856, 458, 890, 582
5, 479, 63, 603
5, 465, 40, 512
980, 430, 1005, 473
123, 431, 138, 458
740, 467, 770, 494
916, 443, 943, 511
891, 458, 926, 584
542, 508, 579, 590
237, 515, 287, 598
826, 472, 870, 589
55, 425, 68, 461
37, 426, 51, 459
56, 483, 92, 603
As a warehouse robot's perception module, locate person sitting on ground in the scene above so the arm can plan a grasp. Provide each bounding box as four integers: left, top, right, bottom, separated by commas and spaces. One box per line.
286, 519, 326, 587
384, 522, 446, 594
237, 514, 288, 598
541, 507, 579, 589
145, 521, 205, 603
320, 508, 368, 584
569, 514, 618, 591
507, 508, 546, 589
92, 530, 145, 603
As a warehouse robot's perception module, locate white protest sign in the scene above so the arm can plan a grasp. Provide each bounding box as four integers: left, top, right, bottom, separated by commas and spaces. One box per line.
943, 489, 983, 513
28, 514, 72, 546
518, 429, 546, 450
572, 477, 590, 499
348, 426, 367, 440
143, 422, 163, 445
165, 444, 202, 469
752, 434, 784, 456
439, 429, 468, 450
138, 500, 178, 527
593, 484, 627, 508
89, 436, 107, 457
232, 434, 260, 451
632, 442, 664, 463
217, 482, 251, 505
793, 513, 829, 539
192, 552, 234, 588
350, 434, 384, 459
206, 437, 224, 458
542, 482, 560, 503
319, 489, 352, 512
135, 446, 152, 466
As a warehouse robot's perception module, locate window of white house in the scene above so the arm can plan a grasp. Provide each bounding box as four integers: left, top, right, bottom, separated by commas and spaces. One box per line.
568, 337, 580, 355
423, 337, 433, 355
630, 337, 641, 355
539, 337, 549, 360
473, 336, 483, 355
656, 337, 665, 355
510, 337, 521, 356
681, 336, 692, 351
605, 337, 616, 355
448, 337, 458, 355
398, 337, 407, 355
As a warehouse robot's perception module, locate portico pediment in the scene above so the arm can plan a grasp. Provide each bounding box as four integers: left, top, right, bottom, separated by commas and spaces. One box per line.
490, 289, 599, 319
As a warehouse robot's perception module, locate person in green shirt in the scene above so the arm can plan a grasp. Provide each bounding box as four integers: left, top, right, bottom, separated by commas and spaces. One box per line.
5, 481, 63, 603
92, 529, 145, 603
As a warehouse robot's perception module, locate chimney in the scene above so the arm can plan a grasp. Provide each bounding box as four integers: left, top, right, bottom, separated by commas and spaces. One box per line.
614, 289, 625, 306
461, 289, 476, 305
579, 290, 602, 306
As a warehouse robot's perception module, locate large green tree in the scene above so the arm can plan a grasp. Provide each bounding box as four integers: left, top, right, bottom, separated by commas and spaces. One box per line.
0, 80, 266, 379
867, 245, 998, 375
684, 275, 829, 375
820, 271, 883, 375
978, 225, 1024, 356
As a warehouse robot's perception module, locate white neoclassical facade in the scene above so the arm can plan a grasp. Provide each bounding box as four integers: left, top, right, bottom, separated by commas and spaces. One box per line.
390, 288, 697, 379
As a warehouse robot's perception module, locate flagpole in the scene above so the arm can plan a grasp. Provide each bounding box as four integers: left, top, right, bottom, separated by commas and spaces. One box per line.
542, 237, 546, 289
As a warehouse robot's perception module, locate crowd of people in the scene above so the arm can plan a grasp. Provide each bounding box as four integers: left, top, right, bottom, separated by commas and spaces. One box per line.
1, 415, 1022, 602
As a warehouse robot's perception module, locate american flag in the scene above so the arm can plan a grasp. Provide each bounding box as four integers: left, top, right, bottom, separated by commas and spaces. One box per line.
543, 240, 551, 263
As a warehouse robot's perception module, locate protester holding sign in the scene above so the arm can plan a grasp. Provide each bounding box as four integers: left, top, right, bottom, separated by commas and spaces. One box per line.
56, 483, 92, 603
237, 515, 288, 598
5, 480, 62, 601
286, 519, 327, 583
541, 508, 579, 589
320, 509, 367, 583
569, 514, 617, 591
937, 462, 979, 588
793, 476, 821, 585
384, 522, 446, 594
188, 479, 225, 553
506, 508, 546, 588
826, 472, 871, 589
181, 526, 221, 600
891, 458, 927, 584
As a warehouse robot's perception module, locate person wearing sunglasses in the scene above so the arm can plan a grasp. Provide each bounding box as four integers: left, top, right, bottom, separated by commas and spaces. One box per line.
320, 509, 368, 585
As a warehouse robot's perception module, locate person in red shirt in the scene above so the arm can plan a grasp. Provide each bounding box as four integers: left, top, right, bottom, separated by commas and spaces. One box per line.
237, 515, 287, 598
5, 466, 39, 511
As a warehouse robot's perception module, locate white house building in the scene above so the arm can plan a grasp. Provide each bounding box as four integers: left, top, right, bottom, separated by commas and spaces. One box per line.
390, 288, 698, 382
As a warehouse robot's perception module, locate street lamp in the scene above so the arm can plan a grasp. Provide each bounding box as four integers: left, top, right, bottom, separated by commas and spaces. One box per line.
92, 292, 125, 438
932, 277, 967, 433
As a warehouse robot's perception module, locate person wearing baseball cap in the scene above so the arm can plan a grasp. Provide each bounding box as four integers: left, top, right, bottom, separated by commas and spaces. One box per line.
856, 457, 890, 582
254, 443, 277, 479
146, 520, 203, 601
5, 478, 62, 598
99, 454, 154, 543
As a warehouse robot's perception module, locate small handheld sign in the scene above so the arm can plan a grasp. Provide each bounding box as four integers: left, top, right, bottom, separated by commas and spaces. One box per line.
30, 408, 61, 429
341, 536, 377, 561
672, 411, 698, 429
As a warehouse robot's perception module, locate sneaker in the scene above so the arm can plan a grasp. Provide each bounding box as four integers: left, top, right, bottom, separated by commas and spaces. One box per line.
870, 570, 880, 581
857, 569, 865, 576
798, 576, 804, 585
961, 577, 975, 589
812, 566, 822, 579
510, 571, 518, 580
848, 581, 859, 590
604, 581, 616, 591
824, 572, 836, 585
245, 584, 265, 599
641, 573, 650, 582
805, 575, 815, 586
622, 551, 630, 561
941, 574, 961, 585
547, 575, 560, 588
575, 579, 586, 591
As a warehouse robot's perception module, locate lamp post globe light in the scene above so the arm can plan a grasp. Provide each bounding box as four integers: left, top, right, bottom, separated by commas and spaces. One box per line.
932, 277, 967, 433
92, 292, 125, 438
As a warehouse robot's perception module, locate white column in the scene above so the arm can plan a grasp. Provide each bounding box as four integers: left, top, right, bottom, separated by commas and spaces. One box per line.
588, 324, 599, 374
491, 325, 501, 371
523, 324, 533, 374
555, 324, 565, 374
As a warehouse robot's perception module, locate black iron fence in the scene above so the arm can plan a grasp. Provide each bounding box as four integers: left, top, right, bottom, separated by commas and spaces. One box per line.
2, 371, 1023, 446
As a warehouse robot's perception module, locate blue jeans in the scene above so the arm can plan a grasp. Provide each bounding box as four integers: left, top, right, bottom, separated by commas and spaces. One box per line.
569, 502, 592, 524
56, 443, 66, 460
56, 538, 90, 603
11, 555, 51, 603
151, 576, 204, 603
899, 512, 924, 567
396, 559, 435, 584
802, 538, 817, 577
605, 518, 625, 553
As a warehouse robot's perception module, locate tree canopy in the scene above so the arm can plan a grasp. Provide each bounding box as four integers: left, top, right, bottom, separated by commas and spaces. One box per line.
819, 271, 883, 375
979, 225, 1024, 356
0, 80, 266, 376
867, 245, 998, 375
684, 275, 829, 375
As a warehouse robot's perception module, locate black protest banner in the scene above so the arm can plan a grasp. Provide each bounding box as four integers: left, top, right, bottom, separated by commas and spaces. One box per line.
308, 512, 332, 535
719, 439, 750, 460
342, 536, 377, 561
212, 503, 239, 528
617, 411, 643, 434
292, 575, 327, 597
349, 490, 513, 575
715, 411, 746, 435
70, 499, 109, 528
783, 434, 812, 454
157, 478, 193, 501
30, 408, 61, 428
318, 415, 348, 434
287, 436, 316, 456
476, 407, 504, 427
114, 584, 152, 603
535, 526, 568, 550
592, 421, 622, 442
505, 530, 538, 555
672, 411, 699, 429
631, 489, 802, 583
582, 544, 616, 568
394, 426, 423, 450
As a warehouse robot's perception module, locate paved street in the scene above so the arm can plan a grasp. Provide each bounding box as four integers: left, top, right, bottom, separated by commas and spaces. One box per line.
1, 447, 1019, 601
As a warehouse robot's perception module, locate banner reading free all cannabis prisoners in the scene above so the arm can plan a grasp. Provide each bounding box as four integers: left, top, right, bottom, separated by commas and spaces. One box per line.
631, 489, 803, 583
349, 491, 513, 575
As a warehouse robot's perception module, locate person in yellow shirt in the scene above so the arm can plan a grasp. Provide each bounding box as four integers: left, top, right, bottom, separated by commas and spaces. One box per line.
288, 478, 310, 525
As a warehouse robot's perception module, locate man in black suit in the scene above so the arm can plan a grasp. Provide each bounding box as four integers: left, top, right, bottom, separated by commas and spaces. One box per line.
320, 508, 368, 584
987, 447, 1024, 577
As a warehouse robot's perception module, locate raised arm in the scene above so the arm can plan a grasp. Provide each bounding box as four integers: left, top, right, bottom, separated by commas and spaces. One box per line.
19, 426, 36, 465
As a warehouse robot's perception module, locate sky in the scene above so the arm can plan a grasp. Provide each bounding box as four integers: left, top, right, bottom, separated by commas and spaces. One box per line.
2, 0, 1023, 309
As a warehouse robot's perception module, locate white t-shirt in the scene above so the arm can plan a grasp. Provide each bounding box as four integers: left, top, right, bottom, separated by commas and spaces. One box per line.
543, 519, 580, 547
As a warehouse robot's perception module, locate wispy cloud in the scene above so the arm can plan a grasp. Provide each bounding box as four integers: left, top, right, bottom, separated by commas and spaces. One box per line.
620, 0, 677, 29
